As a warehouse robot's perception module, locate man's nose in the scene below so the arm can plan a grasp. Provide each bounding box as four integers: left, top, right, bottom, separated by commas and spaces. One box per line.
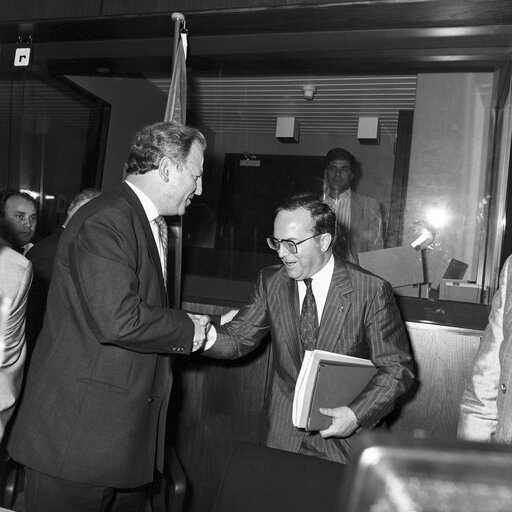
277, 244, 289, 258
195, 180, 203, 196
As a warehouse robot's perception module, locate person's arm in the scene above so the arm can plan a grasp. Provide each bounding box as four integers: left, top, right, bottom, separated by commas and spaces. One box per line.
321, 279, 414, 437
458, 258, 509, 441
68, 207, 197, 354
203, 270, 271, 359
367, 196, 384, 250
0, 260, 32, 440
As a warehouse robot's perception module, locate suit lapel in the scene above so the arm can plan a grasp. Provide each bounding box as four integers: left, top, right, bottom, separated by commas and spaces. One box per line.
317, 259, 353, 353
121, 183, 168, 305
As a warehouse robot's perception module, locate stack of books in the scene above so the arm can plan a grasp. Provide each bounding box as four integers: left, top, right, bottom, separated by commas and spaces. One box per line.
292, 349, 377, 431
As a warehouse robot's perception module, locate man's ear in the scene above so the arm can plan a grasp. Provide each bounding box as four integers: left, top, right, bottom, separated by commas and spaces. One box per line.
320, 233, 332, 252
158, 157, 179, 183
157, 157, 170, 183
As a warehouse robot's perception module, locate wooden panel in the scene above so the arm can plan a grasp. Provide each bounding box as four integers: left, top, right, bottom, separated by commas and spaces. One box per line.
0, 0, 101, 20
388, 325, 482, 436
101, 0, 282, 16
168, 302, 271, 512
170, 306, 485, 510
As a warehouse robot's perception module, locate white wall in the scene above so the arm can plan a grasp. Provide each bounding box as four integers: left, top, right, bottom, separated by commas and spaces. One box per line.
405, 73, 493, 288
68, 76, 167, 191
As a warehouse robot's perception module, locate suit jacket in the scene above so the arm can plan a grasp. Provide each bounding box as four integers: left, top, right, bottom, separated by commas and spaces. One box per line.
25, 225, 64, 354
331, 191, 384, 264
458, 254, 512, 443
8, 183, 194, 488
0, 244, 32, 442
205, 257, 414, 463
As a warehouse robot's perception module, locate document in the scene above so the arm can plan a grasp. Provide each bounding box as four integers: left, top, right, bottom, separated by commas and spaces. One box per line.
292, 349, 377, 431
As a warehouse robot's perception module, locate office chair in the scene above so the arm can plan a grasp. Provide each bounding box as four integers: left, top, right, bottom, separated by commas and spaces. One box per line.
212, 442, 347, 512
152, 445, 187, 512
0, 458, 20, 509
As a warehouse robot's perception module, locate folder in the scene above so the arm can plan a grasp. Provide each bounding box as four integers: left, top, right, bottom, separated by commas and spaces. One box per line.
292, 350, 377, 432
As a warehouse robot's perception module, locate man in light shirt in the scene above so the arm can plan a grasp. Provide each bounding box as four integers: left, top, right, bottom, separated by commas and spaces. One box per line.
322, 148, 384, 264
0, 190, 38, 255
9, 121, 210, 512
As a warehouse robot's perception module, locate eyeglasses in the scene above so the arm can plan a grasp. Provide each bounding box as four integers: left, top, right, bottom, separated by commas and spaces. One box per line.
266, 234, 321, 254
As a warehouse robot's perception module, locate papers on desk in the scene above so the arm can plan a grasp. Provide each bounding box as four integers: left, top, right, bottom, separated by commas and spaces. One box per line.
292, 349, 377, 431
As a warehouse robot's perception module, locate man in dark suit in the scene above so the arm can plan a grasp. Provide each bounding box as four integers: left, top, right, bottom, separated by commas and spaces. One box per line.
204, 193, 414, 463
322, 148, 384, 264
8, 121, 210, 511
25, 188, 101, 356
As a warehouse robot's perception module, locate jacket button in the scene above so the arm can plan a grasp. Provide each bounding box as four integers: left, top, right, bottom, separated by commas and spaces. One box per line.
147, 398, 154, 403
501, 383, 507, 393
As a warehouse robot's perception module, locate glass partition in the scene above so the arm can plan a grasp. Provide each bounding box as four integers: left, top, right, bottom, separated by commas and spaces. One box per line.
1, 32, 510, 317
0, 66, 109, 238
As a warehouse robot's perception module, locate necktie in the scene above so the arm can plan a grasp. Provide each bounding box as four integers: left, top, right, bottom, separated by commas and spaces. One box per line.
300, 278, 318, 351
154, 216, 168, 287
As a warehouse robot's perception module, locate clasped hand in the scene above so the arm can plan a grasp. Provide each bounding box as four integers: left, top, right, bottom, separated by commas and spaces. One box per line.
187, 313, 211, 352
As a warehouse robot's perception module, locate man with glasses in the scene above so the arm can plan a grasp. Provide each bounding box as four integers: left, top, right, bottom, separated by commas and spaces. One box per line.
203, 193, 414, 464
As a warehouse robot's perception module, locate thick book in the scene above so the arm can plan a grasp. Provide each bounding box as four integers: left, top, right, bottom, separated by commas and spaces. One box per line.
292, 349, 377, 432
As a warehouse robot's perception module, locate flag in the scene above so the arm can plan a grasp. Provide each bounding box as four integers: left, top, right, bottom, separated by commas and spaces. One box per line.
165, 27, 188, 307
165, 31, 187, 124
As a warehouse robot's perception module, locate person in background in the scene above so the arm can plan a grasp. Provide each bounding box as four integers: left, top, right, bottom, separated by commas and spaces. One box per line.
8, 121, 210, 512
322, 148, 384, 264
458, 254, 512, 443
0, 190, 38, 255
0, 237, 32, 443
202, 193, 414, 464
25, 188, 101, 355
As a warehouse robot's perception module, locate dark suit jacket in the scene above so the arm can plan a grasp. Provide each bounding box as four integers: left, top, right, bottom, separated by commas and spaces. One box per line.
25, 225, 64, 354
205, 257, 414, 463
332, 191, 384, 264
8, 183, 194, 488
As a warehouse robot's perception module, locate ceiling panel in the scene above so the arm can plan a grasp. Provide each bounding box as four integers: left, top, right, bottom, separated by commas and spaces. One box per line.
150, 74, 417, 135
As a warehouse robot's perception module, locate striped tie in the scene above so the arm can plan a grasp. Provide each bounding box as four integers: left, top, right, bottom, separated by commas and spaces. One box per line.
300, 278, 318, 350
154, 215, 168, 287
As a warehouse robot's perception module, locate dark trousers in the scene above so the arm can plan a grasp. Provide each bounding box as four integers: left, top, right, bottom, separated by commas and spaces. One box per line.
24, 468, 150, 512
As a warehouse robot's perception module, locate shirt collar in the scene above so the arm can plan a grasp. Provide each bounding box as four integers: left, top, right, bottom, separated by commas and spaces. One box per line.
125, 180, 159, 223
310, 254, 335, 284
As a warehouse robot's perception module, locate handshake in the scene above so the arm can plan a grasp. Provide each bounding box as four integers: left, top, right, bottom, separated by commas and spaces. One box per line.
187, 309, 239, 352
187, 313, 211, 352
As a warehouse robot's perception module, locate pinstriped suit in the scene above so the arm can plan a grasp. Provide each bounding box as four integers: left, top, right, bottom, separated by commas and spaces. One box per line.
205, 257, 414, 463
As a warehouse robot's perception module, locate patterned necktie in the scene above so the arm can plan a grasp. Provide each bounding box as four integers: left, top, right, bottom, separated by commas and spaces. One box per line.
300, 278, 318, 350
154, 216, 168, 287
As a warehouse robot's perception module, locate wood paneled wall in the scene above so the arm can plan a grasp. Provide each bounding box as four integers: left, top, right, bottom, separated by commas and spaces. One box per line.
170, 304, 483, 512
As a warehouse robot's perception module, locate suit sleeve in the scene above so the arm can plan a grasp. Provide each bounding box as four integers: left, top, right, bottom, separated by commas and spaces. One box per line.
0, 260, 32, 440
68, 206, 194, 354
204, 269, 271, 359
366, 196, 384, 250
348, 279, 414, 428
458, 258, 508, 441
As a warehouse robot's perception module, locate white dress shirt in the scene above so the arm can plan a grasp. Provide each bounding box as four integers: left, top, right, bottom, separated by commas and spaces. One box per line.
125, 180, 166, 277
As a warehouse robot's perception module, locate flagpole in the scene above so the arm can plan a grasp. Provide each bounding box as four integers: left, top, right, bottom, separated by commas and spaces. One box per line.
171, 12, 184, 60
170, 11, 185, 309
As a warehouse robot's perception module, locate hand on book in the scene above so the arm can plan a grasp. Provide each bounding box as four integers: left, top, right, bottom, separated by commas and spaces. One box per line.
318, 406, 359, 438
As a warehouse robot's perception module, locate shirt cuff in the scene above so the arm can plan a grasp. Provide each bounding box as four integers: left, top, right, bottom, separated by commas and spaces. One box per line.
204, 324, 218, 351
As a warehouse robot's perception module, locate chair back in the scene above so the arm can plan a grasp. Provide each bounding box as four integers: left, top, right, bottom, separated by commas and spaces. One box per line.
212, 442, 347, 512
